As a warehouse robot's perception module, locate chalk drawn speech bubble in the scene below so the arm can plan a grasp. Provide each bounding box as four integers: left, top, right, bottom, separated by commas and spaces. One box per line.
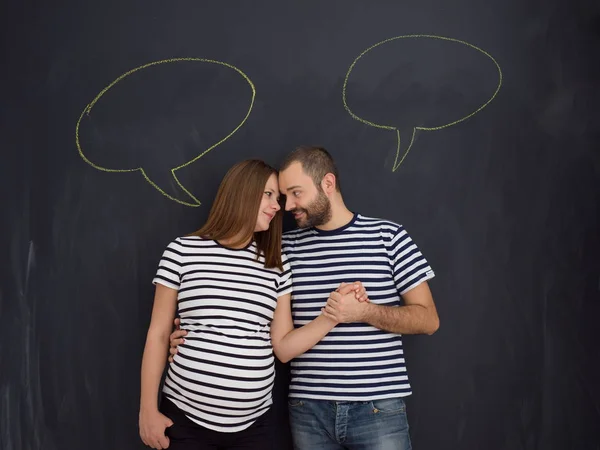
75, 58, 256, 207
342, 35, 502, 171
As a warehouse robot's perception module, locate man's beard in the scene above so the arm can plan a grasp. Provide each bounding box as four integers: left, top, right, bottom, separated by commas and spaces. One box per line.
292, 190, 332, 228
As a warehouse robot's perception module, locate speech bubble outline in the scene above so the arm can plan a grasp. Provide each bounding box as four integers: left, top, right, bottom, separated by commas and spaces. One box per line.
75, 57, 256, 207
342, 35, 503, 171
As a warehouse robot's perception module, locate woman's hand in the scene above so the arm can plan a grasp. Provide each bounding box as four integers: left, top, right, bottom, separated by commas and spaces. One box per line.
139, 409, 173, 449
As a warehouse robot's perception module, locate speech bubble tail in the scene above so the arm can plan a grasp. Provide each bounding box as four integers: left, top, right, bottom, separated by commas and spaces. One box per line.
139, 168, 201, 207
392, 128, 417, 172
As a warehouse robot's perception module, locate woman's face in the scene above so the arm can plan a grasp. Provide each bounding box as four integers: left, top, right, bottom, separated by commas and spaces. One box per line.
254, 173, 281, 232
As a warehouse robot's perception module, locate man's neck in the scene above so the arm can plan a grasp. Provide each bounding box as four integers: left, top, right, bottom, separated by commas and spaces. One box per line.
315, 202, 354, 232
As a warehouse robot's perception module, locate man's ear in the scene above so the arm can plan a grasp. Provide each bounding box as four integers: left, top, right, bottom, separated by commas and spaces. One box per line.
321, 173, 337, 194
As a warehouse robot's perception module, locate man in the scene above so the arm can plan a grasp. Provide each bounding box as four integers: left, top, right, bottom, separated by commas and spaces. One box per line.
170, 146, 439, 449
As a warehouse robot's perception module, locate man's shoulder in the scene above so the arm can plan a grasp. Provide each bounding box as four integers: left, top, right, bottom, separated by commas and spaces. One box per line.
355, 214, 403, 233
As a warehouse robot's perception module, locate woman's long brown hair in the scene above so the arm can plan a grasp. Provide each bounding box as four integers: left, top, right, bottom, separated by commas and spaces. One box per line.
189, 160, 283, 270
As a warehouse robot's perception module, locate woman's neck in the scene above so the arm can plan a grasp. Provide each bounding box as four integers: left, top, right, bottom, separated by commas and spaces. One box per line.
218, 233, 252, 249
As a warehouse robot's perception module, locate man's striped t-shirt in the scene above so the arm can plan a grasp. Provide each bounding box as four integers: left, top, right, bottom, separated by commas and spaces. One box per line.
282, 213, 435, 401
152, 236, 292, 432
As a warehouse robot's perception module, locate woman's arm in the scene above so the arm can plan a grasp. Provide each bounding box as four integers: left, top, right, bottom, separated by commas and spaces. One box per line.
270, 282, 366, 363
270, 292, 338, 364
168, 283, 368, 364
139, 284, 178, 449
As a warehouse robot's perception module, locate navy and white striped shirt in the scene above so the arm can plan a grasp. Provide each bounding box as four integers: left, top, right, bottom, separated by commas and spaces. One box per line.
282, 213, 434, 401
152, 237, 293, 432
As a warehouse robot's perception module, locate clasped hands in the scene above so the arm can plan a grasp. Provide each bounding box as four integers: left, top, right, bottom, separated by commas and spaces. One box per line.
321, 281, 370, 324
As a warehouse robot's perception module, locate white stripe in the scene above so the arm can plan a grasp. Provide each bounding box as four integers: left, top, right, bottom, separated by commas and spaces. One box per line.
166, 367, 274, 401
292, 348, 404, 359
290, 383, 411, 394
291, 358, 406, 369
292, 374, 409, 385
288, 392, 411, 401
295, 366, 406, 376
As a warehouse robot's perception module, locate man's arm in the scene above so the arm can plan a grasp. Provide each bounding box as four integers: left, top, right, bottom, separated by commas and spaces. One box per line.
362, 282, 439, 334
323, 281, 439, 335
167, 318, 185, 363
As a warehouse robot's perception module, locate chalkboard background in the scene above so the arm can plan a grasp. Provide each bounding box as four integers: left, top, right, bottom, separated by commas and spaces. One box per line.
2, 0, 599, 449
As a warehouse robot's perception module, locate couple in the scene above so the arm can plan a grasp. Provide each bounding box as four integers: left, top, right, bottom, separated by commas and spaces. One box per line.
139, 146, 439, 450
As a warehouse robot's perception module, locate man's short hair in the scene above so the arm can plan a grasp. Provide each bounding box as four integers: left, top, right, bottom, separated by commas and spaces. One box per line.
280, 146, 341, 192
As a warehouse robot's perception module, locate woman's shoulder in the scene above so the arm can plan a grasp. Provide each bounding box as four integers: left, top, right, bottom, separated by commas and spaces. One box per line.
176, 235, 205, 242
163, 235, 211, 250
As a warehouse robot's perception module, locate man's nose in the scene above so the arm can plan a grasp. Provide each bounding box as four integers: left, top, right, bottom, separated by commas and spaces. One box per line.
285, 197, 295, 211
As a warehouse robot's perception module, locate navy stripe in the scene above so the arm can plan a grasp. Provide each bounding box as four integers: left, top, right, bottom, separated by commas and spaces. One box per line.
166, 395, 271, 429
179, 283, 275, 297
177, 345, 273, 365
164, 373, 270, 404
290, 362, 404, 373
287, 260, 391, 269
179, 294, 276, 314
169, 360, 274, 393
182, 335, 272, 350
163, 386, 265, 412
288, 388, 411, 398
172, 358, 275, 382
153, 274, 179, 287
183, 268, 274, 284
291, 379, 407, 389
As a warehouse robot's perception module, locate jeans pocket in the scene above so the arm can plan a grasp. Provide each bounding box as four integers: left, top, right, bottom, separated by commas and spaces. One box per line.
288, 399, 304, 408
371, 397, 406, 414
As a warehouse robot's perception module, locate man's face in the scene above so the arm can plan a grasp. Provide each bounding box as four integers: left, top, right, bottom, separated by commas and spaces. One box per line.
279, 162, 332, 228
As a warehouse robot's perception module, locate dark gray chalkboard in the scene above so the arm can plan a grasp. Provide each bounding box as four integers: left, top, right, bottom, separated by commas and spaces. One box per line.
1, 1, 599, 449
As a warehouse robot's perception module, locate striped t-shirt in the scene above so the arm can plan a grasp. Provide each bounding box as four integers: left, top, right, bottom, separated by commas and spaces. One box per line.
282, 213, 434, 401
152, 236, 293, 432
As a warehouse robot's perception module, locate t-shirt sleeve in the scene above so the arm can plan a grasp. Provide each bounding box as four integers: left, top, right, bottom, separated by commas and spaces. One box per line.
152, 238, 183, 291
388, 225, 435, 295
277, 251, 293, 297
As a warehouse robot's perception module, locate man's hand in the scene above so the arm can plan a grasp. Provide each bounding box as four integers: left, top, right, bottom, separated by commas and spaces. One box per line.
322, 289, 369, 323
336, 281, 370, 303
168, 318, 187, 363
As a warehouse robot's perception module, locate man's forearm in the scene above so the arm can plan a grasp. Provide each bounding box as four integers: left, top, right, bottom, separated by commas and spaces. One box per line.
362, 302, 439, 335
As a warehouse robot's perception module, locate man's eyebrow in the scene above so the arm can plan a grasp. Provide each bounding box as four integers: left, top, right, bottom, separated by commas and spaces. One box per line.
285, 185, 302, 192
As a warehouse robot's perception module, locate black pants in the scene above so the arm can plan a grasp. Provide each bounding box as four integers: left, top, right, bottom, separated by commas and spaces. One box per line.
159, 396, 274, 450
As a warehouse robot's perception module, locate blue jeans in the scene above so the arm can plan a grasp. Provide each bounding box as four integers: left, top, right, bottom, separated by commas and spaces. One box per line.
288, 398, 412, 450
